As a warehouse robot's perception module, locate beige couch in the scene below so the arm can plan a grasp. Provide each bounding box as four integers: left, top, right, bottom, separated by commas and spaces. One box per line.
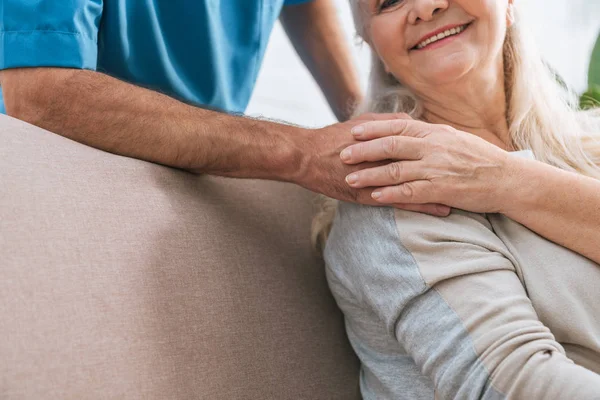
0, 114, 361, 399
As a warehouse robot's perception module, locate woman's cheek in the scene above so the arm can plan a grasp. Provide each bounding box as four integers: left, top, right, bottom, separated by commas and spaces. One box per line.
373, 35, 405, 67
372, 16, 407, 51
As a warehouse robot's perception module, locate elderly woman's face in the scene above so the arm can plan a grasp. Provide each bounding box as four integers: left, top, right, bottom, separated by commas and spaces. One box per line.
364, 0, 512, 87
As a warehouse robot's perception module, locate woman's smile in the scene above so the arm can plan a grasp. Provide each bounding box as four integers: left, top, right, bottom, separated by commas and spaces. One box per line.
365, 0, 500, 87
411, 22, 473, 51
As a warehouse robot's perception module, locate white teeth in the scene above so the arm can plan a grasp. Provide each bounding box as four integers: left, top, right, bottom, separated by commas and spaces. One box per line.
415, 24, 468, 49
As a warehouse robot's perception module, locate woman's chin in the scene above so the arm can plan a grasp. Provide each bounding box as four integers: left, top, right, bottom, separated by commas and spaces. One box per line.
417, 63, 473, 85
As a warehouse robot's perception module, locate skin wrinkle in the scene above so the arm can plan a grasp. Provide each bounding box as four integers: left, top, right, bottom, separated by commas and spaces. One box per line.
8, 1, 423, 210
364, 0, 513, 149
322, 17, 600, 390
324, 4, 599, 398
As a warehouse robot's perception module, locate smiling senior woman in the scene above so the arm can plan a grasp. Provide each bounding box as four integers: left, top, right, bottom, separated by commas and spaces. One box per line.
315, 0, 600, 399
331, 2, 600, 267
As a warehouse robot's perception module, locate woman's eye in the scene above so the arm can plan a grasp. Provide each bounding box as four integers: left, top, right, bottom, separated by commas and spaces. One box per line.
379, 0, 402, 12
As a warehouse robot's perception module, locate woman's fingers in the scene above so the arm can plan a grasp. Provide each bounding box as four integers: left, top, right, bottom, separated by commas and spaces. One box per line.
341, 136, 424, 165
392, 203, 451, 217
371, 180, 436, 205
345, 160, 424, 188
351, 118, 429, 141
352, 112, 412, 122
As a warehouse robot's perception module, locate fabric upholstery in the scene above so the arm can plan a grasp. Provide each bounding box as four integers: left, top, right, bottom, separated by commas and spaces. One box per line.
0, 114, 360, 399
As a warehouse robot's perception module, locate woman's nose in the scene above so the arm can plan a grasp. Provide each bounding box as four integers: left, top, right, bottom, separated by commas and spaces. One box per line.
408, 0, 449, 24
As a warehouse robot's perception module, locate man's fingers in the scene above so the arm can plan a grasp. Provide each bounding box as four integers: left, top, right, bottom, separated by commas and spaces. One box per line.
392, 203, 451, 217
351, 118, 428, 141
341, 185, 450, 216
345, 161, 424, 189
353, 189, 387, 206
340, 136, 424, 165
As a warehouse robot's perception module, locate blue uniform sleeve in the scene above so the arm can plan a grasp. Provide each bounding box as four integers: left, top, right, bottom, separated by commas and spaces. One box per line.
283, 0, 314, 5
0, 0, 103, 71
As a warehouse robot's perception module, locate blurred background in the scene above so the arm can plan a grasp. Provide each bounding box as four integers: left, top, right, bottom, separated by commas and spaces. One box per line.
247, 0, 600, 127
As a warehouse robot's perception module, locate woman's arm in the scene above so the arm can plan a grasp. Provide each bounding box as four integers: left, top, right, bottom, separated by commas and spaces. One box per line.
502, 157, 600, 265
339, 118, 600, 264
325, 203, 600, 399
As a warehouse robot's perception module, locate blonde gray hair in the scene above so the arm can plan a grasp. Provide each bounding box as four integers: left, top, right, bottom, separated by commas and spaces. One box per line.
312, 2, 600, 251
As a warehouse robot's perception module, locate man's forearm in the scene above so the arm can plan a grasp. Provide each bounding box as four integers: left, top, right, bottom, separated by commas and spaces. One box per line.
2, 68, 306, 181
281, 0, 362, 121
503, 158, 600, 264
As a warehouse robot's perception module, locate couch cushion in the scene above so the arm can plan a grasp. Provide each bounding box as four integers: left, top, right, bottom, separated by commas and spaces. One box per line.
0, 114, 360, 399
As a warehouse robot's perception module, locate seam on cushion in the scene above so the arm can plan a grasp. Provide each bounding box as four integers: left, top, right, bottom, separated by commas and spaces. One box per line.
0, 30, 97, 44
432, 286, 505, 398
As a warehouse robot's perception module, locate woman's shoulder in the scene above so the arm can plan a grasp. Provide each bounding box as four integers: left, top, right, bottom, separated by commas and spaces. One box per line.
325, 202, 399, 255
323, 203, 516, 331
326, 202, 498, 255
324, 203, 511, 282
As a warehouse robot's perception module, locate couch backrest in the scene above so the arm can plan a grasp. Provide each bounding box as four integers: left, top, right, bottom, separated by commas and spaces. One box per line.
0, 115, 360, 399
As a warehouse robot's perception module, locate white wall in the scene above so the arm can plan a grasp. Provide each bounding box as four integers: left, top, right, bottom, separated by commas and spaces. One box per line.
518, 0, 600, 91
246, 0, 600, 127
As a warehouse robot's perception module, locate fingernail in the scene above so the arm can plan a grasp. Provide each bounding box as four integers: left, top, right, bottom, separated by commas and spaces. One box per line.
351, 125, 365, 136
340, 148, 352, 161
372, 191, 382, 200
437, 206, 451, 216
346, 174, 358, 185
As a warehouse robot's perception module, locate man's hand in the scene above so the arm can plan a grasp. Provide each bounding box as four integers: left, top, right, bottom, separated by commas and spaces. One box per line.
293, 113, 451, 216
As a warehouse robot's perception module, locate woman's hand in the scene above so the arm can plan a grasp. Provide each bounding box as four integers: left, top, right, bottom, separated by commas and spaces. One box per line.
341, 117, 516, 214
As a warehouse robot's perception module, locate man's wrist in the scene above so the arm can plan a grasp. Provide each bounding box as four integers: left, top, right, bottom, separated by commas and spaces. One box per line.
269, 124, 312, 185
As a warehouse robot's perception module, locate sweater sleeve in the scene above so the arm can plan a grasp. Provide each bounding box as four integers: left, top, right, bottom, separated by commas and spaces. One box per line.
325, 203, 600, 399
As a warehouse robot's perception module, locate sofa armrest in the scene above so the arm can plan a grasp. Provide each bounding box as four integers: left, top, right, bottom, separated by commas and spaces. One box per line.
0, 115, 360, 400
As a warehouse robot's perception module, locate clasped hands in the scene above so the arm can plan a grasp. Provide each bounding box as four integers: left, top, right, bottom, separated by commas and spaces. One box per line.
299, 113, 514, 217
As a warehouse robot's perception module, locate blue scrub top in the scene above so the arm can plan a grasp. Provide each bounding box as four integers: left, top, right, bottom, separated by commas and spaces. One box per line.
0, 0, 312, 114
